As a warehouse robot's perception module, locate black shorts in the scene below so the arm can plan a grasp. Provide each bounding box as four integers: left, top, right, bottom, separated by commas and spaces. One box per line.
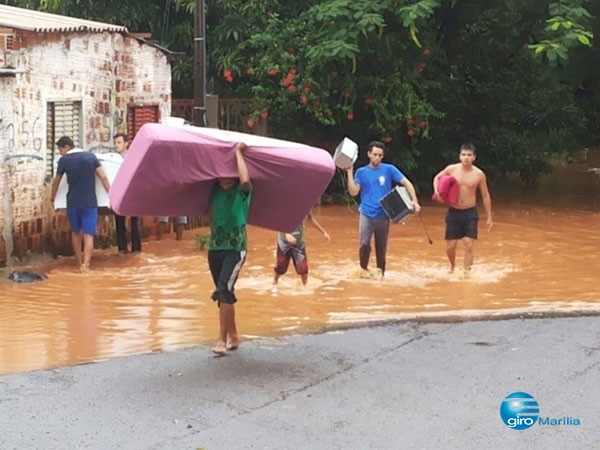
445, 207, 478, 240
208, 250, 246, 305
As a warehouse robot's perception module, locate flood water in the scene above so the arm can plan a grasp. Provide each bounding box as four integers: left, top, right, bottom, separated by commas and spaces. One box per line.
1, 157, 599, 375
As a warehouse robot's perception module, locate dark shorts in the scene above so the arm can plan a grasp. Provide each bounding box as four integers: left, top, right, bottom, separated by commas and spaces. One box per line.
445, 207, 478, 240
275, 242, 308, 275
208, 250, 246, 305
67, 207, 98, 235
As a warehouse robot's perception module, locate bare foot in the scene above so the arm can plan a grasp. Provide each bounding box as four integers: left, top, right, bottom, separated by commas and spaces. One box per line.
212, 341, 227, 356
226, 337, 240, 351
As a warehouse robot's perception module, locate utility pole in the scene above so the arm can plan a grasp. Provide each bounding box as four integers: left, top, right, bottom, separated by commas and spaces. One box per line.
193, 0, 207, 126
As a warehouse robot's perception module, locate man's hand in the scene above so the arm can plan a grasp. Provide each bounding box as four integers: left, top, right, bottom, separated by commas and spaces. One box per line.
486, 217, 493, 232
285, 233, 297, 245
236, 142, 248, 154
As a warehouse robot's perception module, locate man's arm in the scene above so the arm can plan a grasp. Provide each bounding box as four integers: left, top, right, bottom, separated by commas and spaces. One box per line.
399, 177, 421, 213
284, 233, 297, 245
95, 167, 111, 193
479, 173, 493, 231
50, 174, 63, 205
236, 142, 250, 192
432, 165, 451, 196
307, 210, 330, 241
346, 167, 360, 196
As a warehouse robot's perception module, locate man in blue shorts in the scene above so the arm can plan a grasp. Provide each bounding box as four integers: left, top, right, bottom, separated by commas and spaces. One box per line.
50, 136, 111, 272
208, 142, 252, 356
346, 141, 421, 277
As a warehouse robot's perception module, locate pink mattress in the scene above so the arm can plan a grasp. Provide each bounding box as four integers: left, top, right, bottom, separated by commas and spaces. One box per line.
109, 123, 336, 232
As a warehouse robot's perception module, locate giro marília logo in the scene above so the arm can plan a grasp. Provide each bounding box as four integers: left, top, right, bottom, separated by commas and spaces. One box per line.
500, 392, 539, 430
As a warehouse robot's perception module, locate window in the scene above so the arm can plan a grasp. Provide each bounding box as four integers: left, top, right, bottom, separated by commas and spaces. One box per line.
127, 105, 159, 139
4, 34, 14, 51
46, 101, 82, 178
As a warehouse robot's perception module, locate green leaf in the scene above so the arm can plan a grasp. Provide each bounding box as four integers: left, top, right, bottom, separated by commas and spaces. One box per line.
577, 34, 590, 45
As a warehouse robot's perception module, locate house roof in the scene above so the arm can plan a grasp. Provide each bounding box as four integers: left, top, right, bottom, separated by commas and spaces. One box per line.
0, 4, 127, 33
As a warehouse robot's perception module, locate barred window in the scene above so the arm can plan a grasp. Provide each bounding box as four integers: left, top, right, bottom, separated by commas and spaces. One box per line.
5, 34, 14, 51
127, 104, 159, 139
45, 101, 82, 178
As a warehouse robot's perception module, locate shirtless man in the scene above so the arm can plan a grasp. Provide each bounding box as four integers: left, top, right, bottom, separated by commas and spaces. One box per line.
432, 143, 492, 273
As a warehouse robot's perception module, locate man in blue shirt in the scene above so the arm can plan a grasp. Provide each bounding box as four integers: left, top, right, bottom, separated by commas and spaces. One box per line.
50, 136, 110, 272
346, 141, 421, 277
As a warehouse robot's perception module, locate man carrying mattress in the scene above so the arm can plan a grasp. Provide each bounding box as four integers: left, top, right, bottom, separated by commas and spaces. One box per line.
433, 143, 493, 275
208, 142, 252, 356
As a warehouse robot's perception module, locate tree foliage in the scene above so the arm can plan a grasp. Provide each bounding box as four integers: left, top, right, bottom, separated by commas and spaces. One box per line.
9, 0, 598, 186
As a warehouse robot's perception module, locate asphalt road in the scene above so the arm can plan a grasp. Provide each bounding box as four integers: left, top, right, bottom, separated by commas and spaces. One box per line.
1, 316, 599, 450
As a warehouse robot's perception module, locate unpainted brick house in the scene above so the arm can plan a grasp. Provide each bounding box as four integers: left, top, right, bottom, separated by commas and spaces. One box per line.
0, 5, 173, 265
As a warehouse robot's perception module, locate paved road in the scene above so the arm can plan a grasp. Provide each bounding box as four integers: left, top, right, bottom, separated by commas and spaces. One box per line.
1, 316, 599, 450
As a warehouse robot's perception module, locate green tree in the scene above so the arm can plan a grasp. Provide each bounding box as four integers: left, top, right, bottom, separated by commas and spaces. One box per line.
10, 0, 597, 186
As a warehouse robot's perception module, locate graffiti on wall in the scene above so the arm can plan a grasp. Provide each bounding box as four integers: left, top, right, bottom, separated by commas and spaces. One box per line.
1, 116, 44, 162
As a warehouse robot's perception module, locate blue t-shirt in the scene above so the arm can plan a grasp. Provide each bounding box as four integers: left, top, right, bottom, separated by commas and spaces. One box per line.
354, 163, 405, 219
56, 150, 101, 208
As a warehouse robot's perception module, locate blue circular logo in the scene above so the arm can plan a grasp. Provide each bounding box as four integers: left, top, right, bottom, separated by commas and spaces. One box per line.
500, 392, 539, 430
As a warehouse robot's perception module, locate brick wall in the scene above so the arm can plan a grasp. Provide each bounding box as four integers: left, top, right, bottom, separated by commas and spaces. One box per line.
0, 29, 171, 266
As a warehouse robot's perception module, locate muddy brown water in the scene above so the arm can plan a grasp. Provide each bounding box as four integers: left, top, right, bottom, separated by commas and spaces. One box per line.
1, 158, 599, 375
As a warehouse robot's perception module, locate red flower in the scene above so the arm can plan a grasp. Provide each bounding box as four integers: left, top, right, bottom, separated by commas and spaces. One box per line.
247, 119, 255, 128
269, 69, 278, 76
423, 49, 431, 56
347, 113, 354, 120
261, 111, 269, 120
223, 70, 232, 77
407, 130, 415, 137
406, 118, 415, 126
313, 100, 321, 107
300, 96, 308, 105
364, 98, 373, 106
418, 120, 427, 129
304, 85, 311, 94
384, 136, 392, 143
287, 85, 296, 92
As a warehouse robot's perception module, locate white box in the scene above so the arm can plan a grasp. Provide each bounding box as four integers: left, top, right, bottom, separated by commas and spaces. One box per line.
333, 137, 358, 169
54, 151, 123, 209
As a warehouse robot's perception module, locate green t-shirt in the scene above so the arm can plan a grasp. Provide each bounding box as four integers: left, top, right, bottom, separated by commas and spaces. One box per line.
209, 182, 252, 251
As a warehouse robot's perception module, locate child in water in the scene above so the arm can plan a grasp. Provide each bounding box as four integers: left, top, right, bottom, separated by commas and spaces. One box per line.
273, 209, 330, 287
